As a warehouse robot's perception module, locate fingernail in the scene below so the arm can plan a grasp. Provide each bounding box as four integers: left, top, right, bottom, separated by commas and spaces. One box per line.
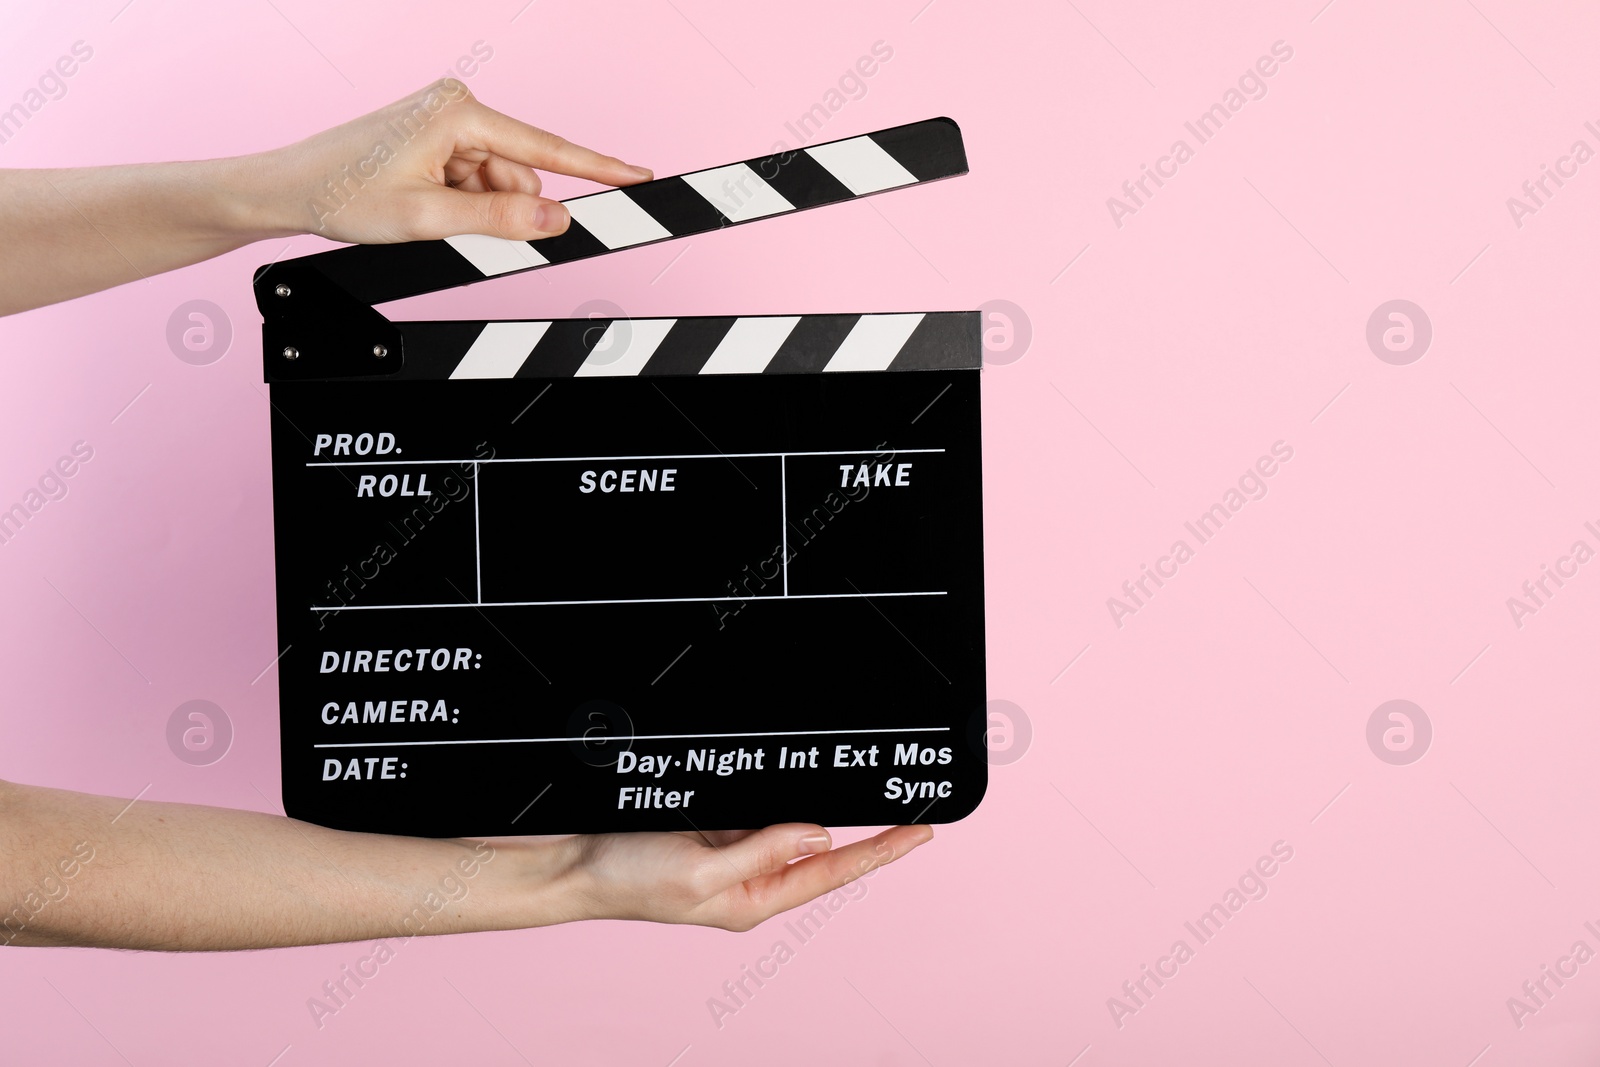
629, 164, 654, 181
798, 831, 831, 855
535, 202, 569, 233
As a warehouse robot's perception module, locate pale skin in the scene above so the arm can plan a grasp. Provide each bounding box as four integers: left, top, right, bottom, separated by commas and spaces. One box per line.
0, 80, 932, 950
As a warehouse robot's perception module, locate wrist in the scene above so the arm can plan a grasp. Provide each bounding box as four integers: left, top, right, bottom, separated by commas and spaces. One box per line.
203, 151, 309, 243
476, 836, 599, 930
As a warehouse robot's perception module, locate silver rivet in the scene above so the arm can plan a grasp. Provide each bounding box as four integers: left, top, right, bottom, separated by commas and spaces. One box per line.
282, 346, 299, 361
373, 345, 388, 359
274, 284, 291, 298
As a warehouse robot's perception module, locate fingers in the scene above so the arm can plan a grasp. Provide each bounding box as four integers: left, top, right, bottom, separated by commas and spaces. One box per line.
464, 103, 653, 187
695, 828, 758, 850
441, 154, 487, 192
713, 825, 934, 931
441, 153, 543, 197
564, 824, 932, 929
700, 824, 833, 889
480, 154, 543, 196
419, 187, 571, 242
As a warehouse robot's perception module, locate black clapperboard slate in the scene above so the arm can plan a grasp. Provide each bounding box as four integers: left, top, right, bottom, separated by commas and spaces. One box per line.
253, 118, 987, 836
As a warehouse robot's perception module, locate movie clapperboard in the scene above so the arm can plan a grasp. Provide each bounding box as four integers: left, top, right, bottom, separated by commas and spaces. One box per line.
253, 117, 987, 837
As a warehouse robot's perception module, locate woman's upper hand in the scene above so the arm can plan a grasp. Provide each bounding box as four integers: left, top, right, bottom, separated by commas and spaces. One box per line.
0, 80, 653, 314
256, 79, 653, 246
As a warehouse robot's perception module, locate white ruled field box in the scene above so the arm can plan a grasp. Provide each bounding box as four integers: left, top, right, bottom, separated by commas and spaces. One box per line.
780, 451, 951, 597
476, 456, 783, 603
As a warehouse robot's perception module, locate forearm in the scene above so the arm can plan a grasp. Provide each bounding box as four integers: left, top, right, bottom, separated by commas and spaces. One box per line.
0, 159, 290, 316
0, 779, 589, 951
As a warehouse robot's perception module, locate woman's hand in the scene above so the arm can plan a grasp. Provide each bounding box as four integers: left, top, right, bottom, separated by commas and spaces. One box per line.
0, 778, 934, 950
559, 823, 934, 931
251, 79, 653, 245
0, 80, 651, 314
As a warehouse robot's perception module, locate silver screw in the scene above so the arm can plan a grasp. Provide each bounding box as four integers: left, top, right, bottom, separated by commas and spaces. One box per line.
282, 346, 299, 361
372, 345, 388, 359
274, 284, 291, 298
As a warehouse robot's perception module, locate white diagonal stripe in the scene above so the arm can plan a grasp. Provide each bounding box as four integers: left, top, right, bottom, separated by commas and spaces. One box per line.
805, 137, 918, 195
564, 190, 672, 249
449, 322, 552, 379
445, 233, 548, 276
681, 163, 795, 223
699, 316, 801, 374
575, 318, 678, 376
822, 314, 925, 373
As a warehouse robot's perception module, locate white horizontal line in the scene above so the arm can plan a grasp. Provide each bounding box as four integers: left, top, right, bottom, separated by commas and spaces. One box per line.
314, 725, 951, 749
310, 590, 947, 611
305, 448, 946, 467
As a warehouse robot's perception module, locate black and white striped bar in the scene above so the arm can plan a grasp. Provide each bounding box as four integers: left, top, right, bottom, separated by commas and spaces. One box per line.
289, 311, 978, 381
255, 118, 965, 309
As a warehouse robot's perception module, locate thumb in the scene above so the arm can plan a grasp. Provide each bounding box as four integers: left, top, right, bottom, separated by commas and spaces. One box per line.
421, 187, 571, 242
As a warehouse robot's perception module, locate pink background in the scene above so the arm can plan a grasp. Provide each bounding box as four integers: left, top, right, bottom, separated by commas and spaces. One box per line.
4, 0, 1600, 1063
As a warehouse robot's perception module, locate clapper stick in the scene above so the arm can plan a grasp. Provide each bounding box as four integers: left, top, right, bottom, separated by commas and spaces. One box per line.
259, 117, 986, 837
254, 117, 967, 378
